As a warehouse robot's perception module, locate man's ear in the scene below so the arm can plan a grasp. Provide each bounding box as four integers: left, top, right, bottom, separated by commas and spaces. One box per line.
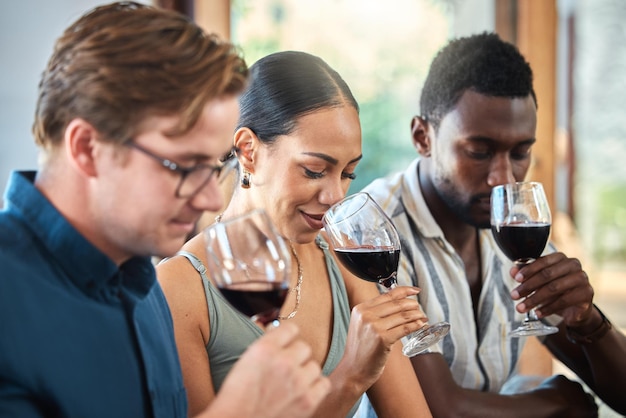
64, 118, 99, 177
233, 127, 259, 173
411, 116, 432, 157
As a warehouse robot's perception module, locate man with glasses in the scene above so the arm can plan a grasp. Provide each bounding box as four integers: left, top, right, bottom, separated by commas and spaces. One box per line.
125, 142, 240, 199
0, 2, 329, 418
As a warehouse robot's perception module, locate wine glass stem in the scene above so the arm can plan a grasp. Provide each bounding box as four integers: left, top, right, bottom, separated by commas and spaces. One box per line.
380, 273, 397, 290
526, 310, 539, 322
515, 260, 540, 323
381, 275, 429, 332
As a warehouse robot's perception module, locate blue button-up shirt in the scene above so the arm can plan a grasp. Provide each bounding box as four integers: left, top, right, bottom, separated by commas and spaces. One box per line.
0, 171, 187, 418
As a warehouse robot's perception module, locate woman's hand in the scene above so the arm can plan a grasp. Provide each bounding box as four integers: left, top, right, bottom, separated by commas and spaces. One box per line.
342, 285, 427, 389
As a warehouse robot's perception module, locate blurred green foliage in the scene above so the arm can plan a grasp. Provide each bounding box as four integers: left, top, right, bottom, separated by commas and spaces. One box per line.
590, 184, 626, 262
231, 0, 450, 194
574, 0, 626, 265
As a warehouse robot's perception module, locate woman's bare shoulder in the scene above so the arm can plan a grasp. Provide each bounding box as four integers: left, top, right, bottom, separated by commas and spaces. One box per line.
156, 232, 208, 310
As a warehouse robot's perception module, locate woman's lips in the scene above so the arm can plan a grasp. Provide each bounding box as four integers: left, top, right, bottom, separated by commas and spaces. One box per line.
301, 211, 324, 230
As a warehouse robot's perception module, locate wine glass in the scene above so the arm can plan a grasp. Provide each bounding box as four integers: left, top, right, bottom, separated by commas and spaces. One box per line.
323, 192, 450, 356
204, 208, 292, 327
490, 181, 559, 337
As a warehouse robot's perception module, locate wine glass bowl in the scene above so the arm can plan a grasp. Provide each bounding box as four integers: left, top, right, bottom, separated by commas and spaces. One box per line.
324, 193, 400, 288
334, 246, 400, 289
204, 209, 292, 326
323, 192, 450, 356
490, 182, 559, 337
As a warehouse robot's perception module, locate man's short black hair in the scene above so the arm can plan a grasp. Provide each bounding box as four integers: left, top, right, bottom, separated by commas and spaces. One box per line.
420, 32, 536, 131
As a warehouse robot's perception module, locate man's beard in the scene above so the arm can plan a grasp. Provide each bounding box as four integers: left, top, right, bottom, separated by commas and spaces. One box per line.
434, 178, 491, 229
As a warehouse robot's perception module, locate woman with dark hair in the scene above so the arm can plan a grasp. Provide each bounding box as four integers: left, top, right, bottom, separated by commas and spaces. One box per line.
157, 51, 432, 417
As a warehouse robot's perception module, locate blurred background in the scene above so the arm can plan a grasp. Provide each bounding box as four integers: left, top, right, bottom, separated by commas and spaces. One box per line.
1, 0, 625, 413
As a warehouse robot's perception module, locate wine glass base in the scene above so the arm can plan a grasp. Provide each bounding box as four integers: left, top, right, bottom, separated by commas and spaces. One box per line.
509, 321, 558, 337
402, 321, 450, 357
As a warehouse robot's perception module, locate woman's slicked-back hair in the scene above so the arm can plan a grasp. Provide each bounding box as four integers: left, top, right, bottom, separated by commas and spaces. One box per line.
237, 50, 358, 145
33, 1, 248, 149
420, 32, 536, 131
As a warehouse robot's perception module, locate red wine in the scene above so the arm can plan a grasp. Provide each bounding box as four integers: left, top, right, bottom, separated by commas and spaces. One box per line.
218, 281, 289, 325
334, 246, 400, 286
491, 223, 550, 263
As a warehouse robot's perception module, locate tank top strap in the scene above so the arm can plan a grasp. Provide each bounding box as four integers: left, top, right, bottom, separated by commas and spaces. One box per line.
176, 250, 210, 280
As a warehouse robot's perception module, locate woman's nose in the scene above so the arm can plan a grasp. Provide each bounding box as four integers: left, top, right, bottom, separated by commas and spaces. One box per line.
319, 176, 347, 207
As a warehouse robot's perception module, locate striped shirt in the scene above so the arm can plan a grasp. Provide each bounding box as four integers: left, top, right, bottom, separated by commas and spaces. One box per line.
362, 158, 559, 392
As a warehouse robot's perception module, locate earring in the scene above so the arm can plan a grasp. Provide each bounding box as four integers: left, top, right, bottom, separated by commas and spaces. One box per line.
241, 170, 251, 189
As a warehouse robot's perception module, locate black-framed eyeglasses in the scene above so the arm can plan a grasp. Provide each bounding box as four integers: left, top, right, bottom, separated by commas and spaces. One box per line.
127, 142, 239, 198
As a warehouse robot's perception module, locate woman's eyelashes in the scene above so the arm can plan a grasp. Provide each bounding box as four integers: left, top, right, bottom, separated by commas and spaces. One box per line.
304, 167, 325, 179
302, 167, 357, 180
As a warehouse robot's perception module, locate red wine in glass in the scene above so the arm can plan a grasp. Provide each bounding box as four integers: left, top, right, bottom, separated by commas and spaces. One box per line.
491, 182, 559, 337
218, 281, 289, 326
323, 192, 450, 356
334, 246, 400, 288
204, 209, 292, 327
491, 223, 551, 264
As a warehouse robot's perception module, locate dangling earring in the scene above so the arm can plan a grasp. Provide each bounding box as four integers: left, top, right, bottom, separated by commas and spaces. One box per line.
241, 170, 251, 189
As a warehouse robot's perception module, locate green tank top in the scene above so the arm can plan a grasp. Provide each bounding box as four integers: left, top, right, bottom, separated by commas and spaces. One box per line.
177, 235, 360, 417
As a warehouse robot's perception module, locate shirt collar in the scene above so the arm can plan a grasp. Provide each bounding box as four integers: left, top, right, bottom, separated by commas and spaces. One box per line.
4, 171, 155, 301
400, 159, 447, 239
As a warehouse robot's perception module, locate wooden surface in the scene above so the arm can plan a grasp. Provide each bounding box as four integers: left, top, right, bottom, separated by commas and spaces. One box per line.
194, 0, 230, 40
516, 0, 558, 212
